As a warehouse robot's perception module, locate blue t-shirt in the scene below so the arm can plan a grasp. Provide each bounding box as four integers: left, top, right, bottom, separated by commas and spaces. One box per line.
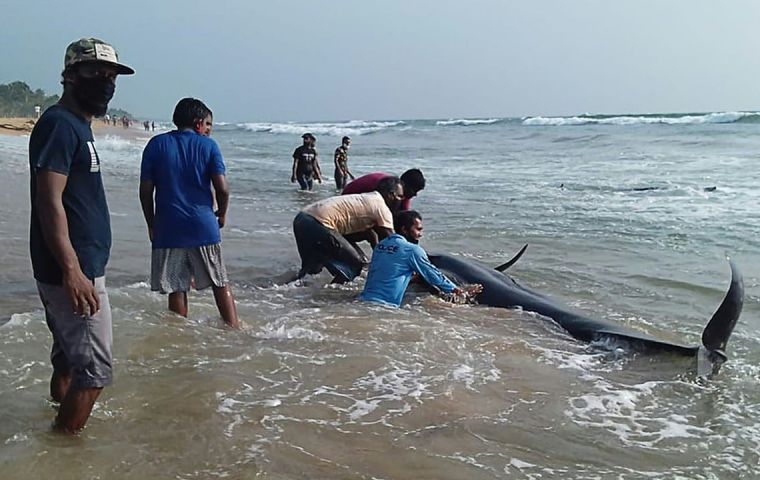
360, 234, 456, 308
29, 105, 112, 284
140, 130, 226, 248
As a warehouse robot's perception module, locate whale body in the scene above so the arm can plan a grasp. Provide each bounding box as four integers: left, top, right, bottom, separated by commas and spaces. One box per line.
428, 249, 744, 376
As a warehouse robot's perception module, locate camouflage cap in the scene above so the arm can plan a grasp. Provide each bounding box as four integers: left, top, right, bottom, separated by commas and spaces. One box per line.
64, 38, 135, 75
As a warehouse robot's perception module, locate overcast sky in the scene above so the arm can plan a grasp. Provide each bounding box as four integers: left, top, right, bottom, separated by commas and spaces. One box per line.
2, 0, 759, 122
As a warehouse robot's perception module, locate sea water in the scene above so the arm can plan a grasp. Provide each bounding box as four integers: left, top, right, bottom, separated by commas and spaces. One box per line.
1, 113, 758, 479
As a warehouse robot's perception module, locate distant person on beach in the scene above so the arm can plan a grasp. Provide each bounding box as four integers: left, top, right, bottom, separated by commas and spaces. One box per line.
29, 37, 134, 433
151, 121, 155, 131
333, 136, 354, 190
293, 176, 403, 283
290, 133, 322, 190
360, 210, 482, 307
343, 169, 426, 212
139, 97, 240, 329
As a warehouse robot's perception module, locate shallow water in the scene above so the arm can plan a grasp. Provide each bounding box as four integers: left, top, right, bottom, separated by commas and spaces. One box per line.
1, 116, 759, 479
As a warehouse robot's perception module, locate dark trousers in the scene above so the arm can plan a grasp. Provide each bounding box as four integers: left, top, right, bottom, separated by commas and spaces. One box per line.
292, 212, 365, 282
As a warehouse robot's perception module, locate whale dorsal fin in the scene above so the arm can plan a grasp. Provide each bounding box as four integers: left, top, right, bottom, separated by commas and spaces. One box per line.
495, 244, 528, 272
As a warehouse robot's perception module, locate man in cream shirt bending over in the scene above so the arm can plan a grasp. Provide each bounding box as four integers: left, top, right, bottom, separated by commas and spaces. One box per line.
293, 177, 403, 283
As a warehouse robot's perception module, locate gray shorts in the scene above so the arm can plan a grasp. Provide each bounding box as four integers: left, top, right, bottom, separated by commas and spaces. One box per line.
36, 276, 113, 389
151, 244, 229, 294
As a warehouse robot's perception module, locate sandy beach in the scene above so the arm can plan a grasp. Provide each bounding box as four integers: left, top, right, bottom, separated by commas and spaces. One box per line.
0, 116, 150, 139
0, 117, 36, 136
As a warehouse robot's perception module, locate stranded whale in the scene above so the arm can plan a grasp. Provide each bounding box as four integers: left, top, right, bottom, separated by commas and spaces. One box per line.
428, 248, 744, 376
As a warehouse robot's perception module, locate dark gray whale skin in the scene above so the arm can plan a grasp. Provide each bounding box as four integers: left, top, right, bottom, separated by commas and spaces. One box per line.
428, 252, 744, 371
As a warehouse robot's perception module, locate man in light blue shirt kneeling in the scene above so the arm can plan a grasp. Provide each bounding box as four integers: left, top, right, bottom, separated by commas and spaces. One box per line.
360, 210, 482, 308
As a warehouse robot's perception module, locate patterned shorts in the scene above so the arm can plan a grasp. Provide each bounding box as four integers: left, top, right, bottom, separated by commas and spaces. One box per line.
151, 244, 229, 294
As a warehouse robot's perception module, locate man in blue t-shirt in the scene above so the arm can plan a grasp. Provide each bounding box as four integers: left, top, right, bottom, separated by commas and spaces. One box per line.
360, 210, 482, 308
29, 38, 134, 434
139, 98, 239, 328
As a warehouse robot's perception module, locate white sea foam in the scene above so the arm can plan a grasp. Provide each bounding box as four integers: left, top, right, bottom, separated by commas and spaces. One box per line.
523, 111, 758, 126
353, 366, 430, 400
236, 120, 404, 136
96, 134, 145, 152
436, 118, 501, 126
257, 320, 324, 342
2, 313, 35, 328
566, 379, 712, 447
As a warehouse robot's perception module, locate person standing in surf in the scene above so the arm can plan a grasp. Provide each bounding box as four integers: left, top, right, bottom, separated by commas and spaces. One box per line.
290, 133, 322, 190
29, 38, 134, 433
333, 136, 354, 190
139, 98, 240, 329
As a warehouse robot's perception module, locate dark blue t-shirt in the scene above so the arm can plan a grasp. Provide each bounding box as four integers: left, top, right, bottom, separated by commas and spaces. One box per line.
29, 104, 112, 284
140, 130, 226, 248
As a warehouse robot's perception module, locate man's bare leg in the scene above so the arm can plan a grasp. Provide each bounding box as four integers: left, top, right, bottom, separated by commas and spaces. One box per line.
54, 386, 102, 434
50, 369, 71, 403
168, 291, 188, 316
212, 285, 239, 328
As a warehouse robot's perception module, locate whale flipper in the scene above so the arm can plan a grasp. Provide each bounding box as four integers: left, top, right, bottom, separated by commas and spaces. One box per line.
495, 244, 528, 272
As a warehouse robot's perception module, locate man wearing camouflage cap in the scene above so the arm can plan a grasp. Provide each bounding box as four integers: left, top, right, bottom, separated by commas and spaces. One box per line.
28, 38, 133, 433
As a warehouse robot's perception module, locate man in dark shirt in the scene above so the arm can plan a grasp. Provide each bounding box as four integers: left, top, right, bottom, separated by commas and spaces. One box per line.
333, 136, 354, 190
29, 38, 133, 433
290, 132, 322, 190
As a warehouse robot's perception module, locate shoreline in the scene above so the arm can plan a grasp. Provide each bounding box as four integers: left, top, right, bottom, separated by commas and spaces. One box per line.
0, 116, 154, 141
0, 117, 36, 136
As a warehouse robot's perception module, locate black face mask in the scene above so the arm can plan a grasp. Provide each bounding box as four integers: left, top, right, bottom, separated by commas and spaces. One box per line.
72, 77, 115, 117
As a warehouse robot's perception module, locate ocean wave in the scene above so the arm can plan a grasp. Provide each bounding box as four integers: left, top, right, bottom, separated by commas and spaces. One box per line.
523, 111, 760, 126
234, 120, 405, 137
96, 134, 145, 152
436, 118, 502, 126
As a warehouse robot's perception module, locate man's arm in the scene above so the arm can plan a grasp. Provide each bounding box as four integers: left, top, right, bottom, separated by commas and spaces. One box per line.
408, 247, 483, 301
36, 171, 100, 315
211, 174, 230, 228
408, 246, 457, 294
372, 226, 393, 245
291, 154, 298, 182
372, 205, 394, 245
138, 180, 155, 241
313, 153, 323, 183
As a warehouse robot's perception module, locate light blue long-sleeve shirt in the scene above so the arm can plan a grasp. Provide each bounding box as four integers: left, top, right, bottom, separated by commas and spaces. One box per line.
360, 234, 457, 308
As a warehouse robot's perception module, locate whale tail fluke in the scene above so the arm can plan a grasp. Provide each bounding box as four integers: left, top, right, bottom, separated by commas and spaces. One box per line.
697, 259, 744, 376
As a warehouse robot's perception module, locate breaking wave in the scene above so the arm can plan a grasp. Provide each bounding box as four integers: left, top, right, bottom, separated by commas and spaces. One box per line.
234, 120, 405, 137
523, 111, 760, 126
435, 118, 502, 126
